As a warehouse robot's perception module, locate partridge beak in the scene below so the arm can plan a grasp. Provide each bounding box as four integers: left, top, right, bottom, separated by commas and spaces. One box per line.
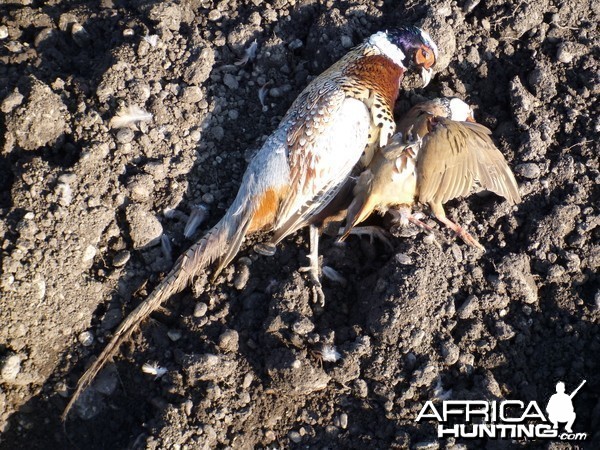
421, 67, 433, 88
466, 115, 476, 123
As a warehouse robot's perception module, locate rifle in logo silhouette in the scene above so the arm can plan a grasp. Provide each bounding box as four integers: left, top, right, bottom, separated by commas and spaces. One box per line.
569, 380, 586, 399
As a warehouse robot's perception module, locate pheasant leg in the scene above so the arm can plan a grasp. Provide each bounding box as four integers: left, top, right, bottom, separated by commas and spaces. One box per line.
299, 225, 326, 306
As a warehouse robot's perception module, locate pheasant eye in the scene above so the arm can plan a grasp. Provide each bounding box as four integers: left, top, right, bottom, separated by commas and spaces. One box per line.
422, 49, 428, 58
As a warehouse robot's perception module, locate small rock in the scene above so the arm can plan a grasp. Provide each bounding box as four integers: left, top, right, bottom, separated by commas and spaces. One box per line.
556, 42, 574, 63
242, 372, 254, 389
183, 399, 193, 416
211, 126, 224, 141
223, 73, 239, 90
55, 381, 69, 398
184, 48, 215, 86
516, 163, 541, 179
340, 35, 353, 48
441, 341, 460, 365
126, 205, 163, 249
181, 86, 203, 103
233, 265, 250, 290
458, 295, 478, 319
495, 321, 516, 340
116, 128, 134, 144
112, 250, 130, 267
497, 254, 538, 304
1, 90, 24, 113
94, 366, 118, 395
414, 439, 440, 450
339, 413, 348, 429
208, 9, 221, 21
394, 253, 413, 265
292, 316, 315, 335
194, 302, 208, 317
72, 23, 91, 47
101, 308, 123, 331
78, 331, 94, 347
1, 354, 22, 381
201, 193, 215, 205
353, 379, 368, 397
288, 431, 302, 443
218, 329, 239, 353
82, 245, 97, 262
450, 244, 463, 262
0, 25, 8, 40
168, 329, 182, 341
288, 39, 303, 50
56, 183, 73, 206
269, 87, 282, 98
75, 388, 103, 420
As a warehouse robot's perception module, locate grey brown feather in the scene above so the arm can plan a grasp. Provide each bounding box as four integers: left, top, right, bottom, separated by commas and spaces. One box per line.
417, 118, 521, 206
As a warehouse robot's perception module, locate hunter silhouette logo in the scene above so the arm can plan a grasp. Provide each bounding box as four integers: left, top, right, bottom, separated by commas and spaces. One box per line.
416, 380, 588, 440
546, 380, 585, 433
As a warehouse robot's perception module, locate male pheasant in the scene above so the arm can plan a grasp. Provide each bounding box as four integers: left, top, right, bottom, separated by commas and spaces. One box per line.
62, 26, 438, 420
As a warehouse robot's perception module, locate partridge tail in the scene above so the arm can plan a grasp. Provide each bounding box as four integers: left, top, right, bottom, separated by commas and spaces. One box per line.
339, 171, 376, 241
62, 202, 255, 421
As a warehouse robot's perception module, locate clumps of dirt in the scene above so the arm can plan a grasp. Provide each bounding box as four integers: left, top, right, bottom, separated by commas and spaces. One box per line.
0, 0, 599, 449
3, 77, 67, 152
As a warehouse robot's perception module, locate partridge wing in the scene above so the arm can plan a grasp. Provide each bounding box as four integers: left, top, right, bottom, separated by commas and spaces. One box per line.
417, 118, 521, 206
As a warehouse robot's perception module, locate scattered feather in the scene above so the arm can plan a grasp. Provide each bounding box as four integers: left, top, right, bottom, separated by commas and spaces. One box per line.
110, 106, 153, 129
143, 34, 159, 47
184, 204, 209, 238
235, 39, 258, 66
160, 234, 172, 260
433, 377, 453, 400
258, 81, 272, 108
322, 266, 347, 286
141, 362, 167, 380
321, 344, 342, 363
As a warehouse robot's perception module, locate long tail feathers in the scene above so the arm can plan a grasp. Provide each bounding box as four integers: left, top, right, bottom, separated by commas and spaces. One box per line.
62, 208, 253, 421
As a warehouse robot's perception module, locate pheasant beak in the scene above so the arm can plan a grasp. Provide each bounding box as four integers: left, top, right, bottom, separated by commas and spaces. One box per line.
421, 67, 433, 88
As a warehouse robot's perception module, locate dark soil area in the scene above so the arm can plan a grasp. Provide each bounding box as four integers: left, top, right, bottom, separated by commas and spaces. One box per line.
0, 0, 598, 449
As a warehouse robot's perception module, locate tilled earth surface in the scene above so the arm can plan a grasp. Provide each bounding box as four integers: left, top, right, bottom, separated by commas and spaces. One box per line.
0, 0, 599, 449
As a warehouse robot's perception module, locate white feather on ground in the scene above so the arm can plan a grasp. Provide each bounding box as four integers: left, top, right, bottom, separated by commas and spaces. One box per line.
109, 106, 153, 129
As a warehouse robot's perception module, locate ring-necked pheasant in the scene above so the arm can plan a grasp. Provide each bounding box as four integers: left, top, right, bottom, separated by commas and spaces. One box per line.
341, 97, 521, 249
62, 26, 439, 420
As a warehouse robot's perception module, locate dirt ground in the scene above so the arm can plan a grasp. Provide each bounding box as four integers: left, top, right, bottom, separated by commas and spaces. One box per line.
0, 0, 598, 448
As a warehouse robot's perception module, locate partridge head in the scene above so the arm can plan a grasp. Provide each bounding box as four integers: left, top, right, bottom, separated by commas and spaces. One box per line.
342, 98, 521, 250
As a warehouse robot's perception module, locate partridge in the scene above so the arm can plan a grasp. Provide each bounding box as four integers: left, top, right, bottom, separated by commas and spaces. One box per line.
342, 98, 521, 249
62, 26, 439, 420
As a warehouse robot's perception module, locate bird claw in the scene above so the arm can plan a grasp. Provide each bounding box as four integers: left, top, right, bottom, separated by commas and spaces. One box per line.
311, 284, 326, 307
343, 226, 393, 250
436, 215, 486, 252
299, 266, 325, 306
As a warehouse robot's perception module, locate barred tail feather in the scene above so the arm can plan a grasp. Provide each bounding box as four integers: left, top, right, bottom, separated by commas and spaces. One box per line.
62, 203, 254, 421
